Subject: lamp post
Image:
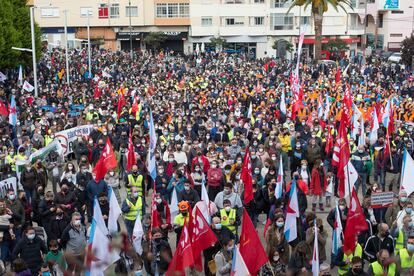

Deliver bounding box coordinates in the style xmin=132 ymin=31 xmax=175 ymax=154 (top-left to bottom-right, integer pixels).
xmin=30 ymin=7 xmax=38 ymax=98
xmin=129 ymin=0 xmax=133 ymax=59
xmin=64 ymin=10 xmax=70 ymax=85
xmin=87 ymin=12 xmax=91 ymax=78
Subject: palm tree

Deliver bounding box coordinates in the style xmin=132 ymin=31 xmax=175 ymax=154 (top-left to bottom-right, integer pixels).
xmin=288 ymin=0 xmax=353 ymax=61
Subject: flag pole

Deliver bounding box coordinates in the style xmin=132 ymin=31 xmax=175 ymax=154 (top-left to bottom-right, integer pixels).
xmin=386 ymin=126 xmax=393 ymax=168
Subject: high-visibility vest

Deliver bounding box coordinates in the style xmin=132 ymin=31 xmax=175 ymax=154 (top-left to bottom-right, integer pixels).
xmin=395 ymin=229 xmax=404 ymax=252
xmin=399 ymin=248 xmax=414 ymax=269
xmin=338 ymin=244 xmax=363 ymax=275
xmin=123 ymin=197 xmax=143 ymax=221
xmin=44 ymin=135 xmax=53 ymax=146
xmin=370 ymin=261 xmax=396 ymax=276
xmin=127 ymin=174 xmax=143 ymax=196
xmin=6 ymin=155 xmax=16 ymax=171
xmin=220 ymin=209 xmax=236 ymax=234
xmin=173 ymin=213 xmax=187 ymax=227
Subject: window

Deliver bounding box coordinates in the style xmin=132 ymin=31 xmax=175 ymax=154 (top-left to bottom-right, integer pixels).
xmin=300 ymin=16 xmax=310 ymax=25
xmin=367 ymin=0 xmax=375 ymax=3
xmin=253 ymin=17 xmax=264 ymax=26
xmin=270 ymin=13 xmax=294 ymax=30
xmin=254 ymin=0 xmax=265 ymax=3
xmin=272 ymin=0 xmax=288 ymax=8
xmin=390 ymin=33 xmax=403 ymax=37
xmin=126 ymin=6 xmax=138 ymax=17
xmin=98 ymin=4 xmax=109 ymax=18
xmin=225 ymin=17 xmax=244 ymax=26
xmin=156 ymin=3 xmax=189 ymax=18
xmin=179 ymin=3 xmax=189 ymax=17
xmin=40 ymin=8 xmax=59 ymax=17
xmin=224 ymin=0 xmax=244 ymax=4
xmin=391 ymin=10 xmax=403 ymax=14
xmin=201 ymin=17 xmax=213 ymax=26
xmin=378 ymin=13 xmax=383 ymax=28
xmin=110 ymin=4 xmax=120 ymax=18
xmin=80 ymin=7 xmax=92 ymax=17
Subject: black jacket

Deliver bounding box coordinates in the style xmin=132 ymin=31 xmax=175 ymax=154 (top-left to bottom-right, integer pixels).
xmin=178 ymin=189 xmax=200 ymax=208
xmin=12 ymin=236 xmax=47 ymax=273
xmin=363 ymin=235 xmax=394 ymax=262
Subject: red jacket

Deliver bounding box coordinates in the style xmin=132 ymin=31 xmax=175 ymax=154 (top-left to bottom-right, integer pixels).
xmin=310 ymin=168 xmax=327 ymax=196
xmin=207 ymin=168 xmax=223 ymax=187
xmin=191 ymin=155 xmax=210 ymax=173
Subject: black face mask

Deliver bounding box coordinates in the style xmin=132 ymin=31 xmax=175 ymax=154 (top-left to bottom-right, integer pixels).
xmin=353 ymin=268 xmax=363 ymax=274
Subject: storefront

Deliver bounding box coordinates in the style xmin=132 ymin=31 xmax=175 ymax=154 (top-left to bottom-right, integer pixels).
xmin=142 ymin=31 xmax=188 ymax=53
xmin=41 ymin=27 xmax=77 ymax=49
xmin=116 ymin=32 xmax=142 ymax=51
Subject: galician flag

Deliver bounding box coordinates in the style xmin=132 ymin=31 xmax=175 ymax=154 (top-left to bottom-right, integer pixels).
xmin=284 ymin=178 xmax=299 ymax=242
xmin=23 ymin=81 xmax=34 ymax=92
xmin=231 ymin=245 xmax=250 ymax=276
xmin=312 ymin=221 xmax=319 ymax=276
xmin=147 ymin=110 xmax=157 ymax=180
xmin=275 ymin=155 xmax=283 ymax=199
xmin=332 ymin=205 xmax=343 ymax=255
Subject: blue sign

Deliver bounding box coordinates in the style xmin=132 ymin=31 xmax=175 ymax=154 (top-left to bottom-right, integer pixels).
xmin=383 ymin=0 xmax=399 ymax=10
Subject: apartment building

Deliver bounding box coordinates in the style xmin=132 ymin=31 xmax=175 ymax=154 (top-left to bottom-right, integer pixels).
xmin=31 ymin=0 xmax=412 ymax=58
xmin=366 ymin=0 xmax=413 ymax=51
xmin=32 ymin=0 xmax=191 ymax=52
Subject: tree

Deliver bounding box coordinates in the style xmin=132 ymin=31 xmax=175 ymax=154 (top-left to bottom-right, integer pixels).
xmin=209 ymin=36 xmax=227 ymax=52
xmin=272 ymin=39 xmax=294 ymax=59
xmin=0 ymin=0 xmax=41 ymax=68
xmin=143 ymin=32 xmax=166 ymax=51
xmin=401 ymin=35 xmax=414 ymax=68
xmin=288 ymin=0 xmax=352 ymax=61
xmin=323 ymin=38 xmax=349 ymax=52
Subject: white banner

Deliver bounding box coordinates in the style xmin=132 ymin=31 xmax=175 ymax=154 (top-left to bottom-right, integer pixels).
xmin=0 ymin=177 xmax=17 ymax=198
xmin=55 ymin=125 xmax=93 ymax=156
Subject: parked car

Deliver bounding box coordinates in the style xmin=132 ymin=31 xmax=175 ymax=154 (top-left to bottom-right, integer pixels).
xmin=388 ymin=52 xmax=402 ymax=63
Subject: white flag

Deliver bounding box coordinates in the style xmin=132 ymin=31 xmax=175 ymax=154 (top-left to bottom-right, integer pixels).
xmin=312 ymin=222 xmax=319 ymax=276
xmin=93 ymin=198 xmax=108 ymax=236
xmin=102 ymin=71 xmax=112 ymax=78
xmin=18 ymin=65 xmax=23 ymax=86
xmin=23 ymin=81 xmax=34 ymax=92
xmin=400 ymin=150 xmax=414 ymax=196
xmin=280 ymin=89 xmax=287 ymax=114
xmin=369 ymin=108 xmax=379 ymax=145
xmin=132 ymin=212 xmax=144 ymax=255
xmin=170 ymin=188 xmax=179 ymax=223
xmin=0 ymin=71 xmax=6 ymax=82
xmin=343 ymin=161 xmax=358 ymax=198
xmin=108 ymin=186 xmax=122 ymax=234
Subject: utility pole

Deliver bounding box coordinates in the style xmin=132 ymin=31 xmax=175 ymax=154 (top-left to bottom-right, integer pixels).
xmin=87 ymin=12 xmax=91 ymax=78
xmin=64 ymin=10 xmax=70 ymax=85
xmin=129 ymin=0 xmax=133 ymax=59
xmin=362 ymin=0 xmax=368 ymax=57
xmin=30 ymin=7 xmax=38 ymax=98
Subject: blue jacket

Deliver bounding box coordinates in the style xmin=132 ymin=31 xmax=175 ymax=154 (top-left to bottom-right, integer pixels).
xmin=86 ymin=179 xmax=108 ymax=203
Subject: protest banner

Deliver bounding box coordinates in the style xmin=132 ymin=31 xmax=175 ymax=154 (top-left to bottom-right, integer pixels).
xmin=371 ymin=192 xmax=394 ymax=209
xmin=55 ymin=125 xmax=93 ymax=156
xmin=0 ymin=177 xmax=17 ymax=198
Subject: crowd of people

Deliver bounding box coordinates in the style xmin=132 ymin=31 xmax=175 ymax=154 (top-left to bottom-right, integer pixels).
xmin=0 ymin=46 xmax=413 ymax=276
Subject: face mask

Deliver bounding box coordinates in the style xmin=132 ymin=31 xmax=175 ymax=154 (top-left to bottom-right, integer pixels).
xmin=68 ymin=166 xmax=73 ymax=170
xmin=339 ymin=205 xmax=346 ymax=211
xmin=133 ymin=192 xmax=139 ymax=198
xmin=74 ymin=219 xmax=81 ymax=226
xmin=224 ymin=189 xmax=230 ymax=195
xmin=27 ymin=234 xmax=35 ymax=240
xmin=271 ymin=157 xmax=276 ymax=161
xmin=169 ymin=158 xmax=174 ymax=162
xmin=212 ymin=164 xmax=217 ymax=168
xmin=406 ymin=208 xmax=413 ymax=214
xmin=408 ymin=244 xmax=414 ymax=252
xmin=8 ymin=194 xmax=15 ymax=201
xmin=237 ymin=160 xmax=242 ymax=165
xmin=225 ymin=206 xmax=231 ymax=212
xmin=273 ymin=256 xmax=280 ymax=262
xmin=276 ymin=221 xmax=284 ymax=228
xmin=296 ymin=144 xmax=301 ymax=149
xmin=254 ymin=170 xmax=260 ymax=174
xmin=358 ymin=149 xmax=364 ymax=153
xmin=227 ymin=245 xmax=234 ymax=252
xmin=156 ymin=198 xmax=162 ymax=204
xmin=352 ymin=268 xmax=363 ymax=274
xmin=401 ymin=196 xmax=408 ymax=202
xmin=215 ymin=223 xmax=222 ymax=230
xmin=184 ymin=186 xmax=190 ymax=191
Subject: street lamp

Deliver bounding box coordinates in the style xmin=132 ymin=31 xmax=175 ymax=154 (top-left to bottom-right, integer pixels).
xmin=129 ymin=0 xmax=133 ymax=59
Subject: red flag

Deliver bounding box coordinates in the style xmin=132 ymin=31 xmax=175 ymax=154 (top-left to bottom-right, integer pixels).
xmin=343 ymin=189 xmax=368 ymax=253
xmin=263 ymin=63 xmax=269 ymax=72
xmin=343 ymin=84 xmax=352 ymax=126
xmin=335 ymin=67 xmax=341 ymax=83
xmin=166 ymin=221 xmax=195 ymax=276
xmin=93 ymin=137 xmax=117 ymax=181
xmin=325 ymin=125 xmax=334 ymax=154
xmin=192 ymin=207 xmax=218 ymax=272
xmin=131 ymin=97 xmax=139 ymax=117
xmin=263 ymin=218 xmax=272 ymax=238
xmin=0 ymin=101 xmax=8 ymax=117
xmin=241 ymin=147 xmax=253 ymax=204
xmin=117 ymin=93 xmax=126 ymax=119
xmin=151 ymin=193 xmax=161 ymax=229
xmin=93 ymin=83 xmax=101 ymax=99
xmin=239 ymin=208 xmax=268 ymax=275
xmin=126 ymin=131 xmax=136 ymax=171
xmin=332 ymin=113 xmax=350 ymax=198
xmin=384 ymin=127 xmax=391 ymax=158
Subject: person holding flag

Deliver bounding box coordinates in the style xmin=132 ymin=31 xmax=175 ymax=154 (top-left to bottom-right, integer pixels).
xmin=306 ymin=218 xmax=328 ymax=264
xmin=121 ymin=186 xmax=144 ymax=237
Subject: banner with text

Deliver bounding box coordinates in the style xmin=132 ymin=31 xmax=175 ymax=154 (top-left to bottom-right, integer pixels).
xmin=55 ymin=125 xmax=93 ymax=156
xmin=0 ymin=177 xmax=17 ymax=198
xmin=371 ymin=192 xmax=394 ymax=209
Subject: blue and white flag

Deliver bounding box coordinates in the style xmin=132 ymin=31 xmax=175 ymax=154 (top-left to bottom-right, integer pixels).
xmin=284 ymin=178 xmax=299 ymax=242
xmin=147 ymin=110 xmax=157 ymax=181
xmin=9 ymin=96 xmax=17 ymax=126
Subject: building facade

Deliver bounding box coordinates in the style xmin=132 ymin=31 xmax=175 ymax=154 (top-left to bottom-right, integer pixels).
xmin=31 ymin=0 xmax=410 ymax=58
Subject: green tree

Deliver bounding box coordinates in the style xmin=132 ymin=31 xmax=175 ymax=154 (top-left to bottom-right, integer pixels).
xmin=0 ymin=0 xmax=41 ymax=68
xmin=288 ymin=0 xmax=352 ymax=61
xmin=209 ymin=36 xmax=227 ymax=51
xmin=143 ymin=32 xmax=166 ymax=51
xmin=401 ymin=35 xmax=414 ymax=67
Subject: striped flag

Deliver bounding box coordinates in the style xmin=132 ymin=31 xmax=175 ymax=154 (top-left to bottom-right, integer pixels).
xmin=275 ymin=155 xmax=283 ymax=199
xmin=312 ymin=221 xmax=319 ymax=276
xmin=8 ymin=95 xmax=17 ymax=126
xmin=369 ymin=107 xmax=379 ymax=145
xmin=108 ymin=186 xmax=122 ymax=234
xmin=280 ymin=89 xmax=286 ymax=114
xmin=332 ymin=205 xmax=343 ymax=255
xmin=147 ymin=110 xmax=157 ymax=180
xmin=400 ymin=149 xmax=414 ymax=196
xmin=284 ymin=178 xmax=299 ymax=242
xmin=231 ymin=245 xmax=250 ymax=276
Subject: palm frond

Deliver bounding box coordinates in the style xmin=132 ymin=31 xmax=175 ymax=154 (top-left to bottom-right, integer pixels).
xmin=286 ymin=0 xmax=310 ymax=15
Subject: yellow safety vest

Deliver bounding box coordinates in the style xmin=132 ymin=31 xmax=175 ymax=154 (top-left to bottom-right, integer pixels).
xmin=395 ymin=229 xmax=404 ymax=253
xmin=399 ymin=248 xmax=414 ymax=269
xmin=173 ymin=213 xmax=187 ymax=227
xmin=44 ymin=135 xmax=53 ymax=146
xmin=338 ymin=244 xmax=363 ymax=275
xmin=370 ymin=261 xmax=396 ymax=276
xmin=220 ymin=209 xmax=236 ymax=234
xmin=6 ymin=155 xmax=16 ymax=171
xmin=123 ymin=197 xmax=143 ymax=221
xmin=127 ymin=174 xmax=143 ymax=196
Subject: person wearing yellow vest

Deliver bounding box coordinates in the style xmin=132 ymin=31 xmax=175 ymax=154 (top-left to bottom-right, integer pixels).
xmin=126 ymin=165 xmax=144 ymax=197
xmin=343 ymin=256 xmax=368 ymax=276
xmin=396 ymin=236 xmax=414 ymax=275
xmin=391 ymin=214 xmax=413 ymax=254
xmin=121 ymin=186 xmax=143 ymax=237
xmin=6 ymin=148 xmax=16 ymax=172
xmin=219 ymin=199 xmax=239 ymax=235
xmin=173 ymin=201 xmax=190 ymax=245
xmin=334 ymin=243 xmax=363 ymax=275
xmin=367 ymin=249 xmax=396 ymax=276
